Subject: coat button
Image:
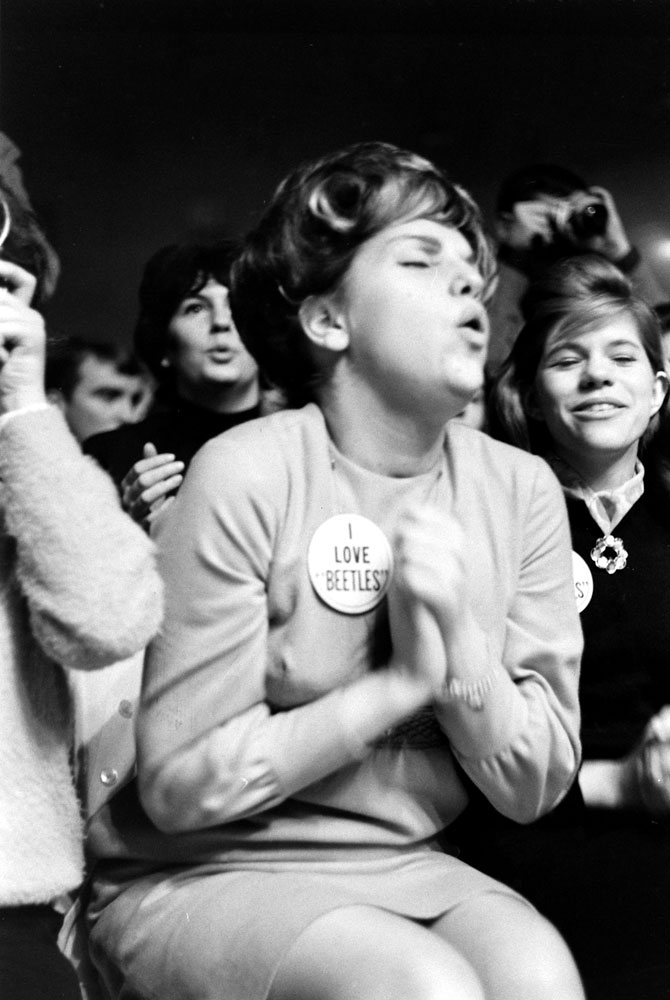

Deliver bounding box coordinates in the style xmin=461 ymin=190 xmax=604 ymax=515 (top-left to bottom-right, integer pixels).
xmin=100 ymin=769 xmax=118 ymax=786
xmin=118 ymin=700 xmax=134 ymax=719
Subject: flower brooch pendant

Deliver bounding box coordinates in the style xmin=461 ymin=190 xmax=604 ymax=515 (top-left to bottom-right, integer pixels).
xmin=590 ymin=534 xmax=628 ymax=574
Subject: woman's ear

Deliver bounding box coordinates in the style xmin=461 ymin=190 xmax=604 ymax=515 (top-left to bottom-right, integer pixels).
xmin=298 ymin=295 xmax=349 ymax=353
xmin=650 ymin=370 xmax=669 ymax=418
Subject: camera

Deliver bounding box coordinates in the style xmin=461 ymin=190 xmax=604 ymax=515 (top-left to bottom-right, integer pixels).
xmin=553 ymin=199 xmax=609 ymax=242
xmin=569 ymin=201 xmax=609 ymax=240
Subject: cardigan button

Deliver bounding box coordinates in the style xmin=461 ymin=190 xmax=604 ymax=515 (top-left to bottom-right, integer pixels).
xmin=100 ymin=769 xmax=119 ymax=787
xmin=118 ymin=700 xmax=134 ymax=719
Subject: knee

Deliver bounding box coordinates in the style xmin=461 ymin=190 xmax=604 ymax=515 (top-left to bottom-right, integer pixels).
xmin=504 ymin=915 xmax=584 ymax=1000
xmin=389 ymin=949 xmax=485 ymax=1000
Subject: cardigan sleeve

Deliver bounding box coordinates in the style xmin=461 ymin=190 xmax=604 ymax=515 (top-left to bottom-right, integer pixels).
xmin=434 ymin=457 xmax=583 ymax=822
xmin=0 ymin=407 xmax=163 ymax=670
xmin=137 ymin=428 xmax=375 ymax=834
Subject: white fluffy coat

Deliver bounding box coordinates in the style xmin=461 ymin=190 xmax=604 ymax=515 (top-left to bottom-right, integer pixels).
xmin=0 ymin=406 xmax=162 ymax=905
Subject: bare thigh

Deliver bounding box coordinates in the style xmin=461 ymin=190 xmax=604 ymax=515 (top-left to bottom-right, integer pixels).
xmin=269 ymin=904 xmax=485 ymax=1000
xmin=433 ymin=892 xmax=586 ymax=1000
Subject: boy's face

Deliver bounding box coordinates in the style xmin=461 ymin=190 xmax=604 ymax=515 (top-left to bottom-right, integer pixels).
xmin=62 ymin=355 xmax=152 ymax=442
xmin=166 ymin=279 xmax=258 ymax=398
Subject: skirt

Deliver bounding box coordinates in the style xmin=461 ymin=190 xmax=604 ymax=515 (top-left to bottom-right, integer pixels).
xmin=87 ymin=849 xmax=523 ymax=1000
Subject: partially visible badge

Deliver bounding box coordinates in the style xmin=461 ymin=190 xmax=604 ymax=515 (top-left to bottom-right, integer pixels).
xmin=572 ymin=550 xmax=594 ymax=614
xmin=308 ymin=513 xmax=393 ymax=614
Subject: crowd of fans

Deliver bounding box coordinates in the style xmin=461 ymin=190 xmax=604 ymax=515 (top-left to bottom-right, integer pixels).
xmin=2 ymin=131 xmax=670 ymax=1000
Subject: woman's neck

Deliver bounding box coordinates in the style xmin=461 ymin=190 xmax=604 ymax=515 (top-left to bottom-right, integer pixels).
xmin=320 ymin=384 xmax=447 ymax=477
xmin=554 ymin=444 xmax=639 ymax=493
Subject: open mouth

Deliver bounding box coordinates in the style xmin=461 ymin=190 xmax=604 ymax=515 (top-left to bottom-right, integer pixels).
xmin=573 ymin=400 xmax=623 ymax=414
xmin=458 ymin=300 xmax=488 ymax=335
xmin=462 ymin=317 xmax=484 ymax=333
xmin=459 ymin=313 xmax=488 ymax=350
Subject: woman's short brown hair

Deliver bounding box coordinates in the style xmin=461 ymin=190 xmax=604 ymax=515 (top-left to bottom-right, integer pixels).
xmin=230 ymin=141 xmax=494 ymax=407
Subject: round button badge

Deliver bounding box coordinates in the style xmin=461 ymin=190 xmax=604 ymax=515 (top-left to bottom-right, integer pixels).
xmin=572 ymin=550 xmax=594 ymax=614
xmin=308 ymin=513 xmax=394 ymax=614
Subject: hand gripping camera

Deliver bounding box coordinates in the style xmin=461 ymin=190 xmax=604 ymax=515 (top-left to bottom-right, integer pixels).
xmin=552 ymin=197 xmax=609 ymax=242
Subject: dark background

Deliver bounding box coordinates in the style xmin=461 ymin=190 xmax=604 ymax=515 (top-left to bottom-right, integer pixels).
xmin=4 ymin=0 xmax=670 ymax=343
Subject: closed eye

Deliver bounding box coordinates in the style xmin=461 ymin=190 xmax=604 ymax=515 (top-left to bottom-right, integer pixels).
xmin=94 ymin=389 xmax=124 ymax=402
xmin=550 ymin=356 xmax=581 ymax=369
xmin=400 ymin=260 xmax=431 ymax=268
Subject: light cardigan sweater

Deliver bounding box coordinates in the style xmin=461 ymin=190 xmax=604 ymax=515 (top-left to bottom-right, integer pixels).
xmin=0 ymin=406 xmax=162 ymax=906
xmin=89 ymin=405 xmax=582 ymax=868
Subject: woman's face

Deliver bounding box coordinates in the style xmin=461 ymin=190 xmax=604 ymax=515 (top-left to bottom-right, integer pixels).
xmin=533 ymin=313 xmax=667 ymax=472
xmin=334 ymin=217 xmax=488 ymax=420
xmin=166 ymin=278 xmax=258 ymax=396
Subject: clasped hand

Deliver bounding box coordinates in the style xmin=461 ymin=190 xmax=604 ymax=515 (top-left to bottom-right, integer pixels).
xmin=387 ymin=504 xmax=467 ymax=701
xmin=623 ymin=706 xmax=670 ymax=814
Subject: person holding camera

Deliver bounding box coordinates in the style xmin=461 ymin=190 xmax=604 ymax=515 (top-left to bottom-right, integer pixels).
xmin=486 ymin=163 xmax=666 ymax=371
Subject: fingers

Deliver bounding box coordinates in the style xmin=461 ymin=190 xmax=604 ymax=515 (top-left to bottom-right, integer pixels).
xmin=0 ymin=293 xmax=45 ymax=326
xmin=386 ymin=579 xmax=448 ymax=700
xmin=123 ymin=479 xmax=183 ymax=526
xmin=392 ymin=505 xmax=466 ymax=629
xmin=0 ymin=295 xmax=46 ymax=354
xmin=513 ymin=201 xmax=555 ymax=242
xmin=135 ymin=473 xmax=184 ymax=507
xmin=147 ymin=494 xmax=175 ymax=525
xmin=121 ymin=450 xmax=185 ymax=524
xmin=0 ymin=260 xmax=38 ymax=305
xmin=127 ymin=452 xmax=184 ymax=483
xmin=586 ymin=185 xmax=612 ymax=206
xmin=644 ymin=705 xmax=670 ymax=743
xmin=120 ymin=450 xmax=183 ymax=486
xmin=394 ymin=509 xmax=464 ymax=587
xmin=394 ymin=506 xmax=465 ymax=571
xmin=639 ymin=706 xmax=670 ymax=814
xmin=640 ymin=741 xmax=670 ymax=813
xmin=0 ymin=293 xmax=47 ymax=412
